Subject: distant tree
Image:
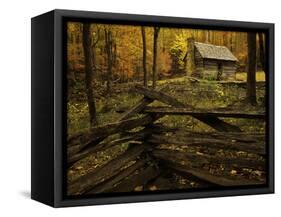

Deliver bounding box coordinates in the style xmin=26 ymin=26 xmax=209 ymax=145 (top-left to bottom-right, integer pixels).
xmin=152 ymin=27 xmax=160 ymax=89
xmin=222 ymin=32 xmax=228 ymax=46
xmin=82 ymin=23 xmax=98 ymax=126
xmin=247 ymin=32 xmax=257 ymax=105
xmin=91 ymin=27 xmax=100 ymax=76
xmin=186 ymin=37 xmax=195 ymax=75
xmin=170 ymin=34 xmax=187 ymax=74
xmin=258 ymin=33 xmax=265 ymax=72
xmin=205 ymin=30 xmax=210 ymax=43
xmin=104 ymin=28 xmax=114 ymax=94
xmin=141 ymin=27 xmax=148 ymax=87
xmin=228 ymin=32 xmax=234 ymax=52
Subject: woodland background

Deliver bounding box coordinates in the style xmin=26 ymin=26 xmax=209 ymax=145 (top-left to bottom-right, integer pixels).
xmin=66 ymin=23 xmax=266 ymax=134
xmin=67 ymin=23 xmax=265 ymax=96
xmin=66 ymin=22 xmax=267 ymax=193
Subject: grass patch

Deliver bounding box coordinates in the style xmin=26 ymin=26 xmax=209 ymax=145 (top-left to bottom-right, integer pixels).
xmin=236 ymin=71 xmax=265 ymax=82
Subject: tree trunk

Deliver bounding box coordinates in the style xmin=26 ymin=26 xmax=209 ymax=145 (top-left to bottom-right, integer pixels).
xmin=187 ymin=38 xmax=195 ymax=76
xmin=82 ymin=24 xmax=98 ymax=126
xmin=205 ymin=31 xmax=210 ymax=43
xmin=104 ymin=29 xmax=113 ymax=94
xmin=247 ymin=32 xmax=257 ymax=105
xmin=141 ymin=27 xmax=148 ymax=87
xmin=258 ymin=33 xmax=265 ymax=72
xmin=229 ymin=32 xmax=234 ymax=52
xmin=152 ymin=27 xmax=160 ymax=89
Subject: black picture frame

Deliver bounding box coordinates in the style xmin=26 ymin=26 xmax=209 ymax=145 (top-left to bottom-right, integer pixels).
xmin=31 ymin=9 xmax=274 ymax=207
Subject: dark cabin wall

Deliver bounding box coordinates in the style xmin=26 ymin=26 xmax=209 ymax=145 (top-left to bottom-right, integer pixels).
xmin=220 ymin=61 xmax=236 ymax=80
xmin=202 ymin=59 xmax=219 ymax=79
xmin=203 ymin=60 xmax=236 ymax=80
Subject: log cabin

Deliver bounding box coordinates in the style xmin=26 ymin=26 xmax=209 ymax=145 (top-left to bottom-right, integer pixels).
xmin=192 ymin=42 xmax=238 ymax=81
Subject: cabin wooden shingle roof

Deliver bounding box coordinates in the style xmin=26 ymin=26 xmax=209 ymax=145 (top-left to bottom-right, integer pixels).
xmin=194 ymin=42 xmax=238 ymax=62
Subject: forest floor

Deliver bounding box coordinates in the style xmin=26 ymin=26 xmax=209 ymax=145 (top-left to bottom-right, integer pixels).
xmin=67 ymin=72 xmax=266 ymax=192
xmin=67 ymin=71 xmax=266 ymax=134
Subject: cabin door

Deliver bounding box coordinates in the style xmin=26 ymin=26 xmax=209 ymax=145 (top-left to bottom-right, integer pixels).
xmin=217 ymin=63 xmax=223 ymax=80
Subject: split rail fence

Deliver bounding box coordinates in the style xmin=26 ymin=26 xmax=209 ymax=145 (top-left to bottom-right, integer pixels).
xmin=67 ymin=86 xmax=266 ymax=195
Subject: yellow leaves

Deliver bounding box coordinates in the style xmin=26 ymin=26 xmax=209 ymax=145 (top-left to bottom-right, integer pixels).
xmin=179 ymin=160 xmax=187 ymax=166
xmin=134 ymin=186 xmax=143 ymax=191
xmin=219 ymin=164 xmax=225 ymax=171
xmin=149 ymin=185 xmax=157 ymax=191
xmin=68 ymin=170 xmax=75 ymax=175
xmin=230 ymin=170 xmax=237 ymax=176
xmin=252 ymin=170 xmax=263 ymax=177
xmin=236 ymin=71 xmax=265 ymax=82
xmin=196 ymin=151 xmax=204 ymax=156
xmin=190 ymin=182 xmax=196 ymax=187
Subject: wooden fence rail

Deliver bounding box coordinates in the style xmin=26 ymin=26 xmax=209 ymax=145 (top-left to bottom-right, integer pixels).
xmin=132 ymin=85 xmax=242 ymax=132
xmin=67 ymin=85 xmax=266 ymax=195
xmin=143 ymin=106 xmax=265 ymax=119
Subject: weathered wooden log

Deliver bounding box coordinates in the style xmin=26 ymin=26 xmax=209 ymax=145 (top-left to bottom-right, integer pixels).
xmin=143 ymin=106 xmax=265 ymax=119
xmin=68 ymin=123 xmax=175 ymax=166
xmin=152 ymin=149 xmax=265 ymax=171
xmin=102 ymin=164 xmax=160 ymax=193
xmin=67 ymin=145 xmax=82 ymax=157
xmin=147 ymin=176 xmax=175 ymax=191
xmin=68 ymin=144 xmax=146 ymax=195
xmin=118 ymin=86 xmax=169 ymax=121
xmin=68 ymin=114 xmax=156 ymax=150
xmin=119 ymin=125 xmax=176 ymax=145
xmin=118 ymin=97 xmax=154 ymax=121
xmin=132 ymin=85 xmax=241 ymax=132
xmin=86 ymin=159 xmax=147 ymax=194
xmin=123 ymin=123 xmax=179 ymax=137
xmin=149 ymin=134 xmax=266 ymax=155
xmin=68 ymin=136 xmax=143 ymax=165
xmin=196 ymin=115 xmax=242 ymax=132
xmin=133 ymin=85 xmax=186 ymax=107
xmin=165 ymin=162 xmax=264 ymax=186
xmin=169 ymin=130 xmax=265 ymax=143
xmin=150 ymin=132 xmax=264 ymax=144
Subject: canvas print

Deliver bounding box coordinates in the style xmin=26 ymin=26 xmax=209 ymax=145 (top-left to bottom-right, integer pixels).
xmin=66 ymin=21 xmax=267 ymax=197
